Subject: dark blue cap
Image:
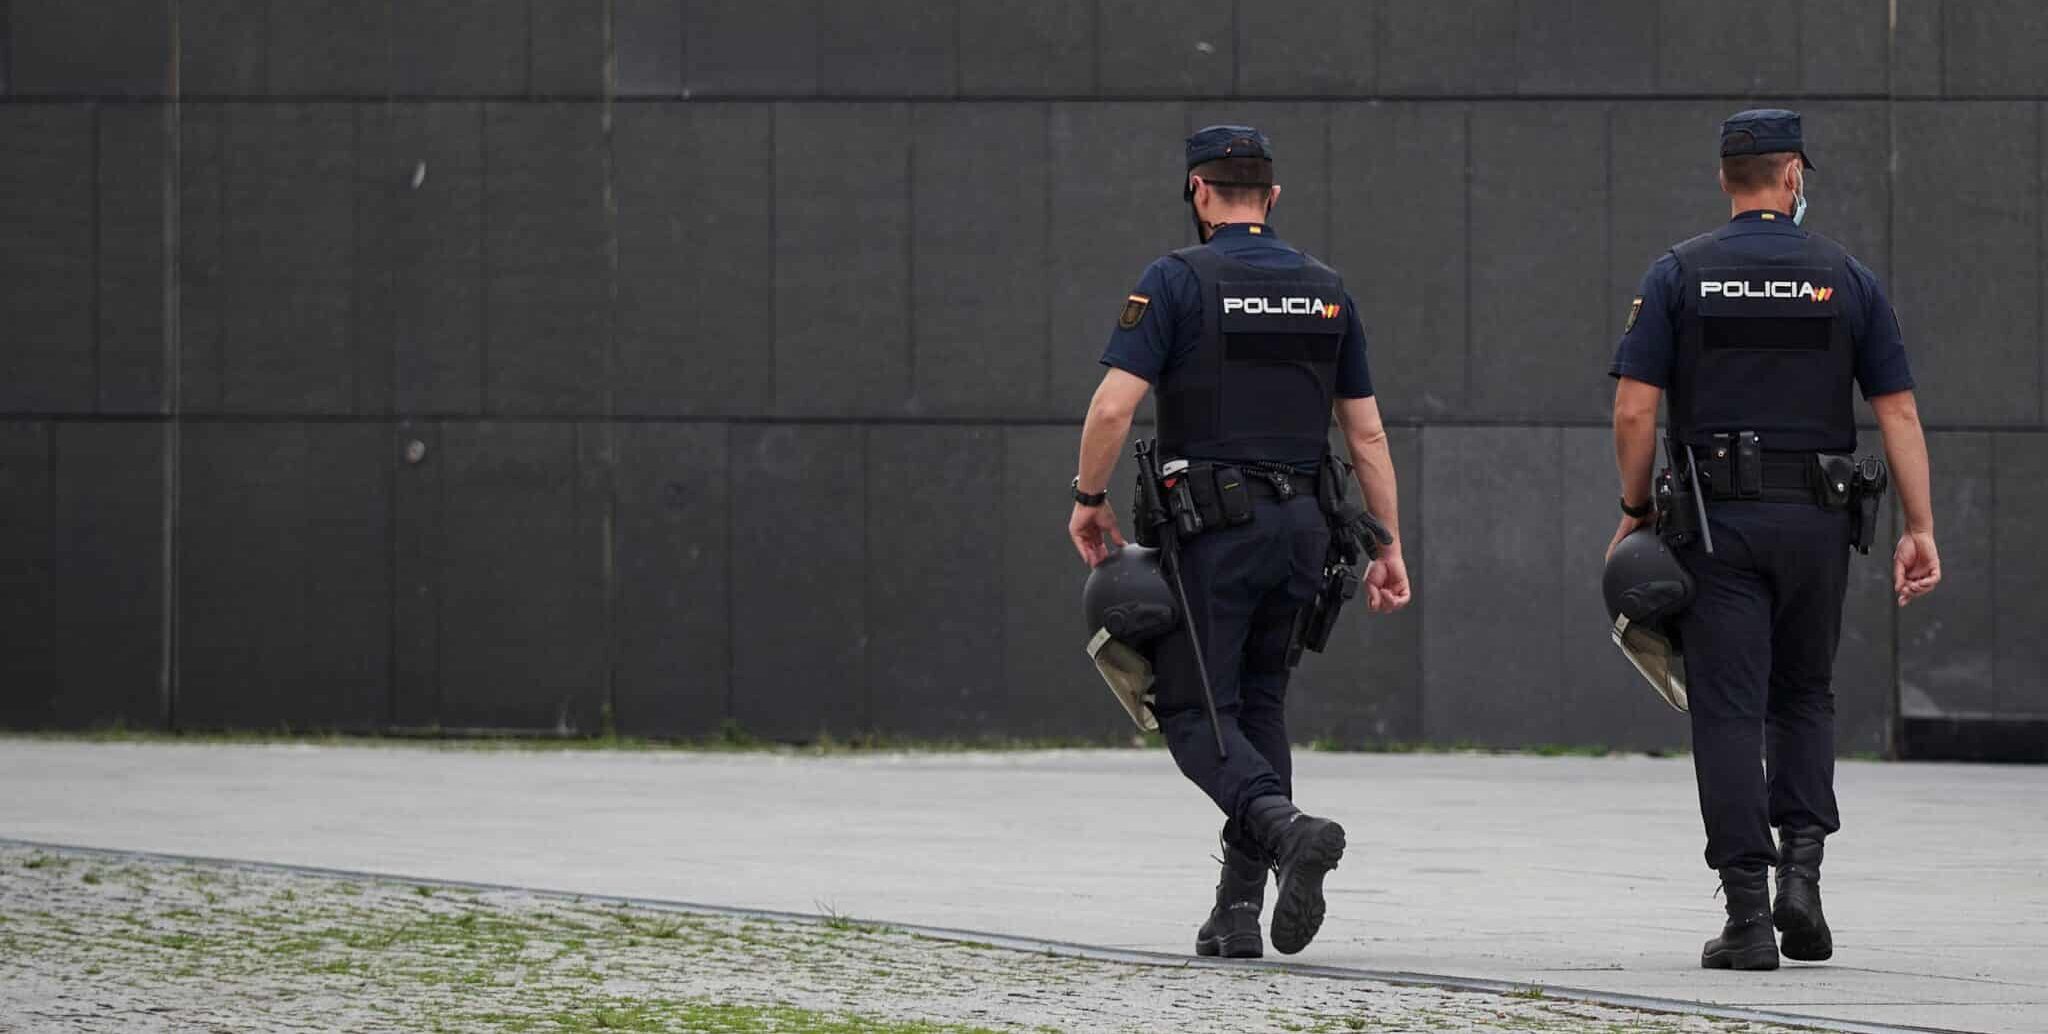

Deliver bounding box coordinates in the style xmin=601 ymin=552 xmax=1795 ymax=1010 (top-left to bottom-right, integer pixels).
xmin=1720 ymin=108 xmax=1814 ymax=169
xmin=1185 ymin=124 xmax=1273 ymax=171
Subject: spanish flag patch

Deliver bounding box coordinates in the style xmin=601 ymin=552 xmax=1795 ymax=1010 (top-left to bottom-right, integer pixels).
xmin=1118 ymin=293 xmax=1150 ymax=330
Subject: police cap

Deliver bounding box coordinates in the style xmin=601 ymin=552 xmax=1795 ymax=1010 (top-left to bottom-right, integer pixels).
xmin=1186 ymin=124 xmax=1274 ymax=170
xmin=1720 ymin=108 xmax=1814 ymax=170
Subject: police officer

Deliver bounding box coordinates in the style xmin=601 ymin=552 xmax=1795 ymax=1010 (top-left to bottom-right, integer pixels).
xmin=1067 ymin=125 xmax=1411 ymax=958
xmin=1608 ymin=109 xmax=1942 ymax=970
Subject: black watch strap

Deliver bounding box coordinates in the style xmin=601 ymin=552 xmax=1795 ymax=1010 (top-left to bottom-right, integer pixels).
xmin=1619 ymin=495 xmax=1654 ymax=519
xmin=1072 ymin=477 xmax=1108 ymax=507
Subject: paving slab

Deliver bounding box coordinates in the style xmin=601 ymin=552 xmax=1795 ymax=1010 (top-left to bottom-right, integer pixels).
xmin=0 ymin=741 xmax=2041 ymax=1032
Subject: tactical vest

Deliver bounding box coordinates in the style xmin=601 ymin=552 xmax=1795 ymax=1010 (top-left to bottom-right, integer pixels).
xmin=1668 ymin=228 xmax=1857 ymax=453
xmin=1157 ymin=244 xmax=1346 ymax=465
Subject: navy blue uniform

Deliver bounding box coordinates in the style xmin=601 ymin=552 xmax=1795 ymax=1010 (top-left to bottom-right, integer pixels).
xmin=1104 ymin=223 xmax=1372 ymax=851
xmin=1613 ymin=210 xmax=1913 ymax=873
xmin=1104 ymin=223 xmax=1373 ymax=471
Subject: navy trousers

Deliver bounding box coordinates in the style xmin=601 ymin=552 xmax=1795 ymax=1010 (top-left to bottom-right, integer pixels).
xmin=1150 ymin=493 xmax=1330 ymax=851
xmin=1674 ymin=501 xmax=1853 ymax=871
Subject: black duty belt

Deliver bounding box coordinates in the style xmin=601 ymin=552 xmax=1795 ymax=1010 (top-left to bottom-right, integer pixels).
xmin=1240 ymin=467 xmax=1319 ymax=500
xmin=1683 ymin=448 xmax=1824 ymax=504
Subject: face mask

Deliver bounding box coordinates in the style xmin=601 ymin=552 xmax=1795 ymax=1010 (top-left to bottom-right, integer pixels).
xmin=1791 ymin=170 xmax=1808 ymax=226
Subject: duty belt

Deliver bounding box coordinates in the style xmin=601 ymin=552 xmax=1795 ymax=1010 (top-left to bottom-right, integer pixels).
xmin=1683 ymin=448 xmax=1828 ymax=504
xmin=1239 ymin=465 xmax=1318 ymax=500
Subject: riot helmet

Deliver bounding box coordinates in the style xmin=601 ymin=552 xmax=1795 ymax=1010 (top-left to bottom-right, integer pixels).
xmin=1603 ymin=529 xmax=1695 ymax=713
xmin=1082 ymin=545 xmax=1180 ymax=731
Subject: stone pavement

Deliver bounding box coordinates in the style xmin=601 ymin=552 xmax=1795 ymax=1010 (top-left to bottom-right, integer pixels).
xmin=1 ymin=741 xmax=2040 ymax=1032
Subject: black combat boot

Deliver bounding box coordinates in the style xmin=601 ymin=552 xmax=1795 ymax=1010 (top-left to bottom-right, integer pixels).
xmin=1773 ymin=826 xmax=1833 ymax=961
xmin=1195 ymin=836 xmax=1266 ymax=958
xmin=1243 ymin=796 xmax=1346 ymax=955
xmin=1701 ymin=865 xmax=1781 ymax=971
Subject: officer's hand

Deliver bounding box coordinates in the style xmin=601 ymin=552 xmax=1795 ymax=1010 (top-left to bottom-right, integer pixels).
xmin=1894 ymin=531 xmax=1941 ymax=607
xmin=1069 ymin=501 xmax=1127 ymax=567
xmin=1363 ymin=549 xmax=1411 ymax=614
xmin=1605 ymin=514 xmax=1653 ymax=561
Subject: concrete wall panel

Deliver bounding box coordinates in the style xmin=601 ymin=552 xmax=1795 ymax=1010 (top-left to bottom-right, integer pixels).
xmin=96 ymin=105 xmax=170 ymax=414
xmin=1655 ymin=1 xmax=1799 ymax=95
xmin=1000 ymin=426 xmax=1131 ymax=741
xmin=211 ymin=104 xmax=359 ymax=414
xmin=482 ymin=103 xmax=608 ymax=415
xmin=612 ymin=423 xmax=730 ymax=738
xmin=1942 ymin=0 xmax=2048 ymax=97
xmin=1378 ymin=0 xmax=1517 ymax=96
xmin=0 ymin=424 xmax=56 ymax=727
xmin=1892 ymin=102 xmax=2040 ymax=425
xmin=49 ymin=423 xmax=165 ymax=730
xmin=820 ymin=0 xmax=955 ymax=97
xmin=683 ymin=0 xmax=819 ymax=96
xmin=1420 ymin=425 xmax=1564 ymax=748
xmin=615 ymin=0 xmax=684 ymax=96
xmin=1236 ymin=0 xmax=1375 ymax=97
xmin=425 ymin=422 xmax=607 ymax=731
xmin=729 ymin=425 xmax=867 ymax=740
xmin=774 ymin=103 xmax=911 ymax=416
xmin=1468 ymin=104 xmax=1609 ymax=423
xmin=1047 ymin=103 xmax=1186 ymax=416
xmin=1515 ymin=0 xmax=1657 ymax=95
xmin=1898 ymin=433 xmax=1993 ymax=720
xmin=614 ymin=103 xmax=774 ymax=416
xmin=957 ymin=0 xmax=1094 ymax=97
xmin=0 ymin=105 xmax=93 ymax=413
xmin=175 ymin=422 xmax=390 ymax=730
xmin=1329 ymin=102 xmax=1467 ymax=421
xmin=910 ymin=103 xmax=1049 ymax=416
xmin=1097 ymin=0 xmax=1232 ymax=97
xmin=367 ymin=102 xmax=487 ymax=416
xmin=866 ymin=426 xmax=1006 ymax=736
xmin=9 ymin=0 xmax=168 ymax=95
xmin=392 ymin=0 xmax=527 ymax=96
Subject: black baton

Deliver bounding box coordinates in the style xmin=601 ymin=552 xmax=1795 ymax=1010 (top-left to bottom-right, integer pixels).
xmin=1135 ymin=439 xmax=1228 ymax=760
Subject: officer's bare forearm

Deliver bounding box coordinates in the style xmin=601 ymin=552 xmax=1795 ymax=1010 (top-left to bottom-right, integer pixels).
xmin=1334 ymin=397 xmax=1401 ymax=552
xmin=1350 ymin=436 xmax=1402 ymax=552
xmin=1612 ymin=378 xmax=1663 ymax=507
xmin=1872 ymin=390 xmax=1934 ymax=534
xmin=1077 ymin=370 xmax=1151 ymax=493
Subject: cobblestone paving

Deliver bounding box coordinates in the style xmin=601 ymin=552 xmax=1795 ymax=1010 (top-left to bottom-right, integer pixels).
xmin=0 ymin=846 xmax=1812 ymax=1033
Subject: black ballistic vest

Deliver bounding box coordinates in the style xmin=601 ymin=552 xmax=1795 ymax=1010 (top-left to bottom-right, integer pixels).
xmin=1158 ymin=243 xmax=1346 ymax=465
xmin=1668 ymin=228 xmax=1858 ymax=453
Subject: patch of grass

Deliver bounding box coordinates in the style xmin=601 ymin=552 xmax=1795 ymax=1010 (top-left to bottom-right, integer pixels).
xmin=1509 ymin=984 xmax=1547 ymax=999
xmin=547 ymin=999 xmax=1008 ymax=1034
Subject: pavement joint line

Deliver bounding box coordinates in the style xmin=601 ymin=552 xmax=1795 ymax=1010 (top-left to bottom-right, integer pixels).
xmin=0 ymin=836 xmax=1985 ymax=1034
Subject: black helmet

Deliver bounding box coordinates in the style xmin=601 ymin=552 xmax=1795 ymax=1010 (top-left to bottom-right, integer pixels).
xmin=1083 ymin=545 xmax=1179 ymax=643
xmin=1602 ymin=529 xmax=1695 ymax=625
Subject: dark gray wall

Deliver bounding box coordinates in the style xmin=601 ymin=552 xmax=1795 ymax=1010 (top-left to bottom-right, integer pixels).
xmin=4 ymin=1 xmax=2045 ymax=750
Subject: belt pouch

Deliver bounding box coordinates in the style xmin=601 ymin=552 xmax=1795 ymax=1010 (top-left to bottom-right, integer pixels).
xmin=1186 ymin=464 xmax=1226 ymax=530
xmin=1815 ymin=454 xmax=1855 ymax=510
xmin=1213 ymin=466 xmax=1254 ymax=526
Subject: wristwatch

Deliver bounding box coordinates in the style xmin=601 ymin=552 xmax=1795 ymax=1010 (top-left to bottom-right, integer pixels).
xmin=1072 ymin=477 xmax=1108 ymax=507
xmin=1619 ymin=495 xmax=1655 ymax=519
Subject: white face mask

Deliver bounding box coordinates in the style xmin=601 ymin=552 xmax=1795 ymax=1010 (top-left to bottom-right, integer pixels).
xmin=1791 ymin=169 xmax=1809 ymax=225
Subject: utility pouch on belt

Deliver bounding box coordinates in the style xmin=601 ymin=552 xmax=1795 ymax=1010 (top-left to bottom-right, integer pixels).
xmin=1214 ymin=466 xmax=1254 ymax=526
xmin=1183 ymin=464 xmax=1255 ymax=532
xmin=1655 ymin=467 xmax=1702 ymax=548
xmin=1732 ymin=431 xmax=1764 ymax=499
xmin=1132 ymin=470 xmax=1160 ymax=549
xmin=1815 ymin=454 xmax=1856 ymax=510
